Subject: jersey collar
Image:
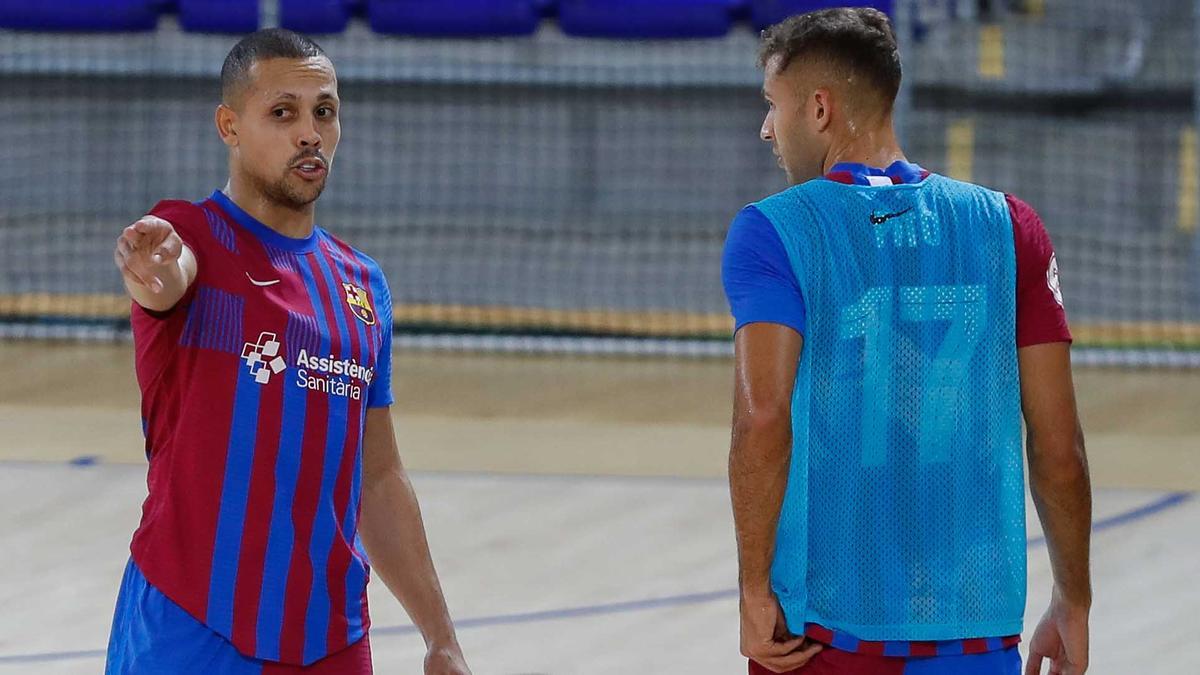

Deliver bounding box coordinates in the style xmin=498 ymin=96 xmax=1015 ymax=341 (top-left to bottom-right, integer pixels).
xmin=207 ymin=189 xmax=320 ymax=253
xmin=825 ymin=160 xmax=930 ymax=186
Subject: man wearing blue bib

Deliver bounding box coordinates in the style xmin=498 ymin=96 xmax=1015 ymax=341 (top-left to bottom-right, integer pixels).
xmin=722 ymin=8 xmax=1092 ymax=675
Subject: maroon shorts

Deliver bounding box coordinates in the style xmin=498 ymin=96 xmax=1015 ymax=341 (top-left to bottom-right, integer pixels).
xmin=748 ymin=644 xmax=1021 ymax=675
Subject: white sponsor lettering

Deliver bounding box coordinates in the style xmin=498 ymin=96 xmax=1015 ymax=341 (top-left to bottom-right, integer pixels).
xmin=296 ymin=349 xmax=374 ymax=386
xmin=293 ymin=348 xmax=374 ymax=400
xmin=296 ymin=369 xmax=362 ymax=400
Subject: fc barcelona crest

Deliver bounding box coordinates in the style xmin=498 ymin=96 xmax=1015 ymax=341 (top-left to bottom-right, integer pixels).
xmin=342 ymin=282 xmax=376 ymax=325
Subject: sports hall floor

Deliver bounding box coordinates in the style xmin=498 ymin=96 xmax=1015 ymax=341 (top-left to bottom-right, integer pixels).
xmin=0 ymin=341 xmax=1197 ymax=674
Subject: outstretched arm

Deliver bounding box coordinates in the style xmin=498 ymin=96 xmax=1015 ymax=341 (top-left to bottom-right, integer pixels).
xmin=1020 ymin=342 xmax=1091 ymax=675
xmin=358 ymin=407 xmax=470 ymax=675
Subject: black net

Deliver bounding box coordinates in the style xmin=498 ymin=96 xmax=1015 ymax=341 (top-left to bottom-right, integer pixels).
xmin=1 ymin=1 xmax=1197 ymax=364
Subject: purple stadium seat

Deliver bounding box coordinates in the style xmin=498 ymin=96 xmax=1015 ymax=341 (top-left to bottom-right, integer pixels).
xmin=0 ymin=0 xmax=159 ymax=31
xmin=558 ymin=0 xmax=743 ymax=39
xmin=178 ymin=0 xmax=258 ymax=34
xmin=280 ymin=0 xmax=352 ymax=34
xmin=751 ymin=0 xmax=894 ymax=30
xmin=366 ymin=0 xmax=541 ymax=37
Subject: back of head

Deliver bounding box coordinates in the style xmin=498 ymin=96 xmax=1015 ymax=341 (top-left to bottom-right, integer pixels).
xmin=758 ymin=7 xmax=902 ymax=114
xmin=221 ymin=28 xmax=327 ymax=107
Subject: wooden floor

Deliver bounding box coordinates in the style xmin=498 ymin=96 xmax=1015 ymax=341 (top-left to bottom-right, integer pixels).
xmin=0 ymin=341 xmax=1197 ymax=674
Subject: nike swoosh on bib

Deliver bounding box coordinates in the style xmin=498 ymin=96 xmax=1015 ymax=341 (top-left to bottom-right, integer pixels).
xmin=869 ymin=207 xmax=914 ymax=225
xmin=246 ymin=273 xmax=281 ymax=287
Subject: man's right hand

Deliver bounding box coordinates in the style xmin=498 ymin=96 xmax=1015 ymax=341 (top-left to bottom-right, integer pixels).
xmin=740 ymin=588 xmax=822 ymax=673
xmin=1025 ymin=587 xmax=1090 ymax=675
xmin=114 ymin=215 xmax=194 ymax=312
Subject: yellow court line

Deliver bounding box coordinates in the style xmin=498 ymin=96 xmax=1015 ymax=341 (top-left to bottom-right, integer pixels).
xmin=0 ymin=294 xmax=732 ymax=337
xmin=2 ymin=294 xmax=1199 ymax=347
xmin=1179 ymin=127 xmax=1198 ymax=234
xmin=1071 ymin=322 xmax=1200 ymax=348
xmin=0 ymin=293 xmax=130 ymax=318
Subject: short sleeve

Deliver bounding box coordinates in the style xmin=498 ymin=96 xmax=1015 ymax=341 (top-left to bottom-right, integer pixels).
xmin=1007 ymin=194 xmax=1073 ymax=347
xmin=367 ymin=274 xmax=394 ymax=408
xmin=148 ymin=199 xmax=207 ymax=268
xmin=721 ymin=205 xmax=806 ymax=335
xmin=135 ymin=199 xmax=207 ymax=319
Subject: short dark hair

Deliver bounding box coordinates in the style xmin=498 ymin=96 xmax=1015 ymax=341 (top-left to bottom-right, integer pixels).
xmin=220 ymin=28 xmax=328 ymax=104
xmin=758 ymin=7 xmax=902 ymax=109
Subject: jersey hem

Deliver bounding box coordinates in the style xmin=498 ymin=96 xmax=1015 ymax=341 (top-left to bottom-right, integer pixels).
xmin=130 ymin=549 xmax=365 ymax=667
xmin=780 ymin=598 xmax=1024 ymax=643
xmin=734 ymin=318 xmax=806 ymax=336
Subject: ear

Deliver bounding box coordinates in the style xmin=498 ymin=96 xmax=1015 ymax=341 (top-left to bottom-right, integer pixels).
xmin=811 ymin=88 xmax=833 ymax=134
xmin=215 ymin=104 xmax=238 ymax=148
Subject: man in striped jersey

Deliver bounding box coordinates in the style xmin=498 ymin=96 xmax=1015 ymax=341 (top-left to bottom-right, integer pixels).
xmin=108 ymin=29 xmax=470 ymax=675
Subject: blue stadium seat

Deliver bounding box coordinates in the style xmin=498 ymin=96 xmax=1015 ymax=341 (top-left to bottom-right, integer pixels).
xmin=366 ymin=0 xmax=541 ymax=37
xmin=558 ymin=0 xmax=741 ymax=39
xmin=178 ymin=0 xmax=258 ymax=34
xmin=751 ymin=0 xmax=893 ymax=30
xmin=0 ymin=0 xmax=159 ymax=31
xmin=281 ymin=0 xmax=352 ymax=34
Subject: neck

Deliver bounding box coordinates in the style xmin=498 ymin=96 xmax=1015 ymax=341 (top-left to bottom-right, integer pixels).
xmin=821 ymin=117 xmax=906 ymax=175
xmin=224 ymin=175 xmax=315 ymax=239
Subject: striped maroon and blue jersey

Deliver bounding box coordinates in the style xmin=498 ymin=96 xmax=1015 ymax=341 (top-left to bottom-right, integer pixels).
xmin=129 ymin=190 xmax=394 ymax=666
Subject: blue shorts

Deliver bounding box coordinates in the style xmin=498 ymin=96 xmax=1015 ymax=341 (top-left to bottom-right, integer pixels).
xmin=106 ymin=559 xmax=372 ymax=675
xmin=749 ymin=644 xmax=1021 ymax=674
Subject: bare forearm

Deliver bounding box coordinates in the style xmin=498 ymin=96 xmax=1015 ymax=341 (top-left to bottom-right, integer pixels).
xmin=1028 ymin=427 xmax=1092 ymax=607
xmin=359 ymin=469 xmax=458 ymax=648
xmin=729 ymin=417 xmax=791 ymax=592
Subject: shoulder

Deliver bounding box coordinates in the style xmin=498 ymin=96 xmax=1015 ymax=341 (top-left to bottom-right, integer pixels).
xmin=318 ymin=230 xmax=391 ymax=297
xmin=1004 ymin=194 xmax=1053 ymax=248
xmin=1004 ymin=193 xmax=1044 ymax=228
xmin=754 ymin=181 xmax=821 ymax=208
xmin=148 ymin=199 xmax=209 ymax=233
xmin=724 ymin=206 xmax=787 ymax=265
xmin=726 ymin=205 xmax=775 ymax=239
xmin=926 ymin=174 xmax=1008 ymax=202
xmin=751 ymin=180 xmax=837 ymax=229
xmin=318 ymin=230 xmax=381 ymax=271
xmin=722 ymin=204 xmax=800 ymax=297
xmin=145 ymin=198 xmax=226 ymax=256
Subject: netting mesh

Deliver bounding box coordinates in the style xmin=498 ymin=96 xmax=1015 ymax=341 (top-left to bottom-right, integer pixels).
xmin=1 ymin=1 xmax=1197 ymax=364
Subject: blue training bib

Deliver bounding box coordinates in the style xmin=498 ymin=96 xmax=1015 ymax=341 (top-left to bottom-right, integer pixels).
xmin=754 ymin=174 xmax=1025 ymax=642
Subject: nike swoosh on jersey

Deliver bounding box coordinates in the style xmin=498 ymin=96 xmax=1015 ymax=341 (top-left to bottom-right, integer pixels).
xmin=246 ymin=273 xmax=281 ymax=287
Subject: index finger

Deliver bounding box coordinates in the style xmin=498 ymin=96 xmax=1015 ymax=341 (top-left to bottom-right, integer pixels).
xmin=132 ymin=216 xmax=172 ymax=237
xmin=119 ymin=225 xmax=146 ymax=247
